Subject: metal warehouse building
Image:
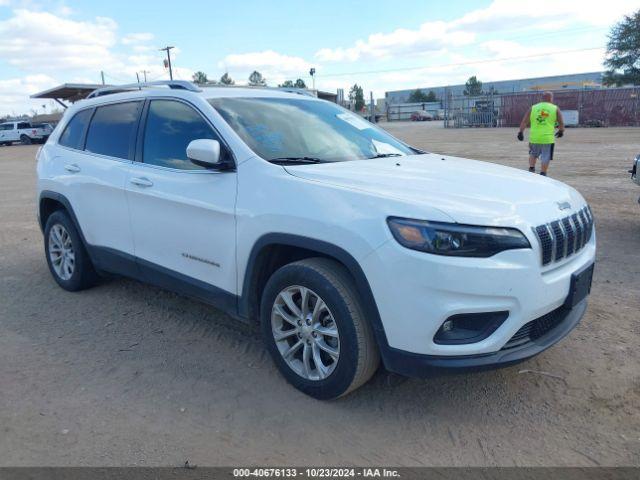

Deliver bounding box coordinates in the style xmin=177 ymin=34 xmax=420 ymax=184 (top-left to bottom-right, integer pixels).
xmin=385 ymin=71 xmax=605 ymax=104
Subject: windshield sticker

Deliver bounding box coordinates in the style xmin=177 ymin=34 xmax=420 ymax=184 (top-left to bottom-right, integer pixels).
xmin=372 ymin=139 xmax=405 ymax=155
xmin=336 ymin=113 xmax=372 ymax=131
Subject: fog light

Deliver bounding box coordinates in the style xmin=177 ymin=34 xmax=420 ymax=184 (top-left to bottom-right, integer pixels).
xmin=434 ymin=311 xmax=509 ymax=345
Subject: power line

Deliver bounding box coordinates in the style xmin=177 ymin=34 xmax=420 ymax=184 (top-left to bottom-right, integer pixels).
xmin=317 ymin=46 xmax=604 ymax=78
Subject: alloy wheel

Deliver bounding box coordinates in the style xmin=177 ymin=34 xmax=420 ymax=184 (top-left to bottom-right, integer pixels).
xmin=271 ymin=285 xmax=340 ymax=381
xmin=48 ymin=224 xmax=75 ymax=280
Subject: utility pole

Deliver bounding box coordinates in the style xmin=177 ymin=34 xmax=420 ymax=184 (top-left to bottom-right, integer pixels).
xmin=100 ymin=71 xmax=105 ymax=85
xmin=159 ymin=46 xmax=175 ymax=80
xmin=136 ymin=72 xmax=140 ymax=83
xmin=370 ymin=91 xmax=375 ymax=123
xmin=141 ymin=70 xmax=150 ymax=82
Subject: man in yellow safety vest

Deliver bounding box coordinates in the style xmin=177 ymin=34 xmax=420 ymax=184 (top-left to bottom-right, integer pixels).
xmin=517 ymin=91 xmax=565 ymax=176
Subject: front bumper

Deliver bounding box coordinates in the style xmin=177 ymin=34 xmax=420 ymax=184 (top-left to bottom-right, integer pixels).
xmin=362 ymin=231 xmax=595 ymax=356
xmin=382 ymin=298 xmax=587 ymax=377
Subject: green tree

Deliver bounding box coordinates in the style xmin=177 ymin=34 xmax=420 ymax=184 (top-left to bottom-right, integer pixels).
xmin=278 ymin=78 xmax=307 ymax=88
xmin=603 ymin=9 xmax=640 ymax=86
xmin=407 ymin=89 xmax=437 ymax=103
xmin=349 ymin=84 xmax=365 ymax=111
xmin=408 ymin=89 xmax=429 ymax=103
xmin=220 ymin=72 xmax=235 ymax=85
xmin=463 ymin=76 xmax=483 ymax=96
xmin=248 ymin=70 xmax=267 ymax=86
xmin=192 ymin=71 xmax=209 ymax=85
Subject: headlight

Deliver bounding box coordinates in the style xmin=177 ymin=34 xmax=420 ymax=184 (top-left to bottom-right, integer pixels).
xmin=387 ymin=217 xmax=531 ymax=257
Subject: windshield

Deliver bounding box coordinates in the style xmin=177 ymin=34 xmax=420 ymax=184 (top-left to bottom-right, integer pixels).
xmin=208 ymin=97 xmax=416 ymax=163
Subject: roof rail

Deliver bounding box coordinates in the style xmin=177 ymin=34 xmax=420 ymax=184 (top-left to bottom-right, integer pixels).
xmin=275 ymin=87 xmax=316 ymax=97
xmin=87 ymin=80 xmax=201 ymax=99
xmin=197 ymin=83 xmax=317 ymax=98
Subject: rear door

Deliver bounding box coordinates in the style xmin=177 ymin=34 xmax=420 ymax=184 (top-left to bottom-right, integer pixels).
xmin=57 ymin=101 xmax=141 ymax=261
xmin=125 ymin=98 xmax=238 ymax=299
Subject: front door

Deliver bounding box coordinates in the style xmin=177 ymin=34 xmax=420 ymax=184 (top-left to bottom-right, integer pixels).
xmin=125 ymin=99 xmax=238 ymax=302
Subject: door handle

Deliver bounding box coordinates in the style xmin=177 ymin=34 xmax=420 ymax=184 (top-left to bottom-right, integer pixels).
xmin=64 ymin=164 xmax=81 ymax=173
xmin=130 ymin=177 xmax=153 ymax=187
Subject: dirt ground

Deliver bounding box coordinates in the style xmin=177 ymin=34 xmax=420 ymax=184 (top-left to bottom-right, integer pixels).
xmin=0 ymin=125 xmax=638 ymax=467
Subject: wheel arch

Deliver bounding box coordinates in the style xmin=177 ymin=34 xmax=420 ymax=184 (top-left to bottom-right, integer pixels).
xmin=39 ymin=191 xmax=90 ymax=250
xmin=240 ymin=233 xmax=390 ymax=352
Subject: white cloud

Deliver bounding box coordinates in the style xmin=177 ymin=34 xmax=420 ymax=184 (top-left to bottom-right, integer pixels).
xmin=0 ymin=9 xmax=171 ymax=114
xmin=316 ymin=21 xmax=474 ymax=62
xmin=220 ymin=50 xmax=311 ymax=73
xmin=0 ymin=74 xmax=58 ymax=116
xmin=315 ymin=0 xmax=638 ymax=64
xmin=0 ymin=9 xmax=118 ymax=70
xmin=122 ymin=32 xmax=154 ymax=45
xmin=451 ymin=0 xmax=638 ymax=31
xmin=218 ymin=50 xmax=313 ymax=85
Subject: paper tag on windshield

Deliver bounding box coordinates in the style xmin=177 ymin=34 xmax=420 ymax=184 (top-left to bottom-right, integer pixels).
xmin=336 ymin=113 xmax=372 ymax=130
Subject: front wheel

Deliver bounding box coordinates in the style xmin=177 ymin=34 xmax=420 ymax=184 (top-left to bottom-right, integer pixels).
xmin=20 ymin=134 xmax=32 ymax=145
xmin=260 ymin=258 xmax=379 ymax=399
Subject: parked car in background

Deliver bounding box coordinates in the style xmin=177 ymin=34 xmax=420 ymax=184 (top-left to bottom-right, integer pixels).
xmin=32 ymin=123 xmax=55 ymax=137
xmin=410 ymin=110 xmax=433 ymax=121
xmin=0 ymin=121 xmax=50 ymax=145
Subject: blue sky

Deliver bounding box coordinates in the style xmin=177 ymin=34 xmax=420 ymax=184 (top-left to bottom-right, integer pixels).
xmin=0 ymin=0 xmax=637 ymax=115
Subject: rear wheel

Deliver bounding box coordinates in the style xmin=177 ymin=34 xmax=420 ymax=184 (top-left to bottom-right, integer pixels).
xmin=44 ymin=210 xmax=97 ymax=291
xmin=261 ymin=258 xmax=379 ymax=399
xmin=20 ymin=134 xmax=32 ymax=145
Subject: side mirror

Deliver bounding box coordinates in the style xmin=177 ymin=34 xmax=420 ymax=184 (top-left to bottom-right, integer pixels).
xmin=186 ymin=139 xmax=221 ymax=168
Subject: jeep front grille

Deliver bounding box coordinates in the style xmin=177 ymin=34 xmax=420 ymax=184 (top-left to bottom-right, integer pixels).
xmin=533 ymin=206 xmax=594 ymax=266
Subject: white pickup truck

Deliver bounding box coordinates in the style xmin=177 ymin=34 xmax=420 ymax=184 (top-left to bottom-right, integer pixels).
xmin=0 ymin=121 xmax=50 ymax=145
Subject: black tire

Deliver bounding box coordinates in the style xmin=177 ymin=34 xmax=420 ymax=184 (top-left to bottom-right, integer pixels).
xmin=260 ymin=258 xmax=379 ymax=399
xmin=20 ymin=135 xmax=32 ymax=145
xmin=44 ymin=210 xmax=98 ymax=291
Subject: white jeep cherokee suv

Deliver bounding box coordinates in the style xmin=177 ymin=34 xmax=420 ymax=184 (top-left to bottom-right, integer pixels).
xmin=37 ymin=81 xmax=596 ymax=399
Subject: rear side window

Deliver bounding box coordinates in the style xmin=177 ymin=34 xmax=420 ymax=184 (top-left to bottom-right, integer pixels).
xmin=85 ymin=102 xmax=141 ymax=160
xmin=59 ymin=109 xmax=93 ymax=150
xmin=17 ymin=122 xmax=31 ymax=129
xmin=142 ymin=100 xmax=219 ymax=170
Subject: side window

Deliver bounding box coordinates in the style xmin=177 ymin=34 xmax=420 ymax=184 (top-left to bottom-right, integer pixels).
xmin=85 ymin=102 xmax=141 ymax=160
xmin=59 ymin=109 xmax=93 ymax=150
xmin=17 ymin=122 xmax=31 ymax=129
xmin=143 ymin=100 xmax=219 ymax=170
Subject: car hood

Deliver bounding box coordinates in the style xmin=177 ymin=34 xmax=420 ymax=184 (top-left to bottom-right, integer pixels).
xmin=284 ymin=154 xmax=585 ymax=226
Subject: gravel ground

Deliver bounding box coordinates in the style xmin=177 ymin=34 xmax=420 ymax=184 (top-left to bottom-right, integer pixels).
xmin=0 ymin=125 xmax=638 ymax=467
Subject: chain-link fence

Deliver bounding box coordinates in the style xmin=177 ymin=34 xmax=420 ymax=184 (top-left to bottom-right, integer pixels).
xmin=441 ymin=87 xmax=640 ymax=128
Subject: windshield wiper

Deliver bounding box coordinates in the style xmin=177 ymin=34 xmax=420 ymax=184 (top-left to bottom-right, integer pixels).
xmin=368 ymin=153 xmax=403 ymax=159
xmin=268 ymin=156 xmax=324 ymax=164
